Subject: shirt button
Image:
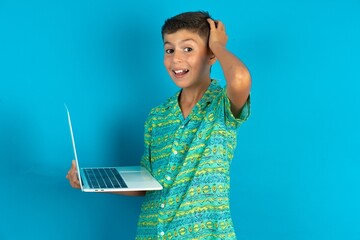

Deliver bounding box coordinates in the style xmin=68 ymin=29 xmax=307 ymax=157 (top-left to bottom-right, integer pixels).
xmin=166 ymin=176 xmax=171 ymax=181
xmin=160 ymin=231 xmax=165 ymax=236
xmin=173 ymin=150 xmax=178 ymax=155
xmin=160 ymin=203 xmax=165 ymax=208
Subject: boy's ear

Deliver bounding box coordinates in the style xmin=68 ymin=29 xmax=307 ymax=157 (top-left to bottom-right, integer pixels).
xmin=209 ymin=52 xmax=217 ymax=65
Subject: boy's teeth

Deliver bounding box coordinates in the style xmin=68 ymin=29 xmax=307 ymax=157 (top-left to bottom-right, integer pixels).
xmin=174 ymin=69 xmax=188 ymax=74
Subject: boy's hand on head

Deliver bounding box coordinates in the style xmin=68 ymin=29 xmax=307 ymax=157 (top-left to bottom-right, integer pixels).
xmin=207 ymin=19 xmax=228 ymax=51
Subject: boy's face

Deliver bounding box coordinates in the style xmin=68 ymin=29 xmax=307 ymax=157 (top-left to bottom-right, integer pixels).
xmin=163 ymin=30 xmax=216 ymax=90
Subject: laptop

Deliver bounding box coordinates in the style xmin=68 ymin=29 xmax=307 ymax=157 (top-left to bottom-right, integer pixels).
xmin=65 ymin=105 xmax=163 ymax=192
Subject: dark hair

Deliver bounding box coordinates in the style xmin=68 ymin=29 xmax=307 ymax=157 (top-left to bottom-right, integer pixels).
xmin=161 ymin=11 xmax=212 ymax=42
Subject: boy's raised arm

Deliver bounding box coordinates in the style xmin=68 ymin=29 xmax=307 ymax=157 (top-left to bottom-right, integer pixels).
xmin=207 ymin=19 xmax=251 ymax=117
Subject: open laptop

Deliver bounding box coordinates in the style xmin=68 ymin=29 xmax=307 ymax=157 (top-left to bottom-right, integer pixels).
xmin=65 ymin=105 xmax=163 ymax=192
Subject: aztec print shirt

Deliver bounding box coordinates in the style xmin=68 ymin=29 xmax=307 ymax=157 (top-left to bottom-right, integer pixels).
xmin=136 ymin=80 xmax=250 ymax=240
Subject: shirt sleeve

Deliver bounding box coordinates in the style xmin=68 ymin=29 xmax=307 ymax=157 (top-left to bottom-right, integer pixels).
xmin=223 ymin=88 xmax=251 ymax=129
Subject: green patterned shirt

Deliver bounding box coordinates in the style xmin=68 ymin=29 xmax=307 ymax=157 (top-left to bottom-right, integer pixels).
xmin=136 ymin=80 xmax=250 ymax=239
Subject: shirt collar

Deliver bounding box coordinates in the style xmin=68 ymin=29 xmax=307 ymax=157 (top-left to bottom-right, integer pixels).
xmin=164 ymin=79 xmax=221 ymax=113
xmin=198 ymin=79 xmax=220 ymax=107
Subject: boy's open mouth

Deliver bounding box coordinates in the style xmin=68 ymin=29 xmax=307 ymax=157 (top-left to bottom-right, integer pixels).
xmin=173 ymin=69 xmax=189 ymax=77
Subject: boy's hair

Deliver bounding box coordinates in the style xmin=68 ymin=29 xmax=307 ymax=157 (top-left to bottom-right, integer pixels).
xmin=161 ymin=11 xmax=212 ymax=43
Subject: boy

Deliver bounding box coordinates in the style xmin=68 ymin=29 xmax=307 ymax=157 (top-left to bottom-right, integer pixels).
xmin=67 ymin=11 xmax=251 ymax=239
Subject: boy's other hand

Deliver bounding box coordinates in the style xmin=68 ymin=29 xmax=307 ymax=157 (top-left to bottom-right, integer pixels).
xmin=207 ymin=19 xmax=228 ymax=51
xmin=66 ymin=160 xmax=81 ymax=189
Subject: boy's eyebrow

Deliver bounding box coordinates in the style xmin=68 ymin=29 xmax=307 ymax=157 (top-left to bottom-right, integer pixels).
xmin=163 ymin=38 xmax=197 ymax=46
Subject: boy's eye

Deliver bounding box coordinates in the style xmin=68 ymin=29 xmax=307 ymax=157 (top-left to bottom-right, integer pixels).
xmin=184 ymin=47 xmax=193 ymax=52
xmin=165 ymin=49 xmax=174 ymax=54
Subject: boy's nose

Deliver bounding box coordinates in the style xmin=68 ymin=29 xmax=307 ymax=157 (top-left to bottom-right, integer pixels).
xmin=172 ymin=51 xmax=183 ymax=63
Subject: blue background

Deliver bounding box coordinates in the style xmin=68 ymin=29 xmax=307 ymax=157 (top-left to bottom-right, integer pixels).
xmin=1 ymin=0 xmax=359 ymax=239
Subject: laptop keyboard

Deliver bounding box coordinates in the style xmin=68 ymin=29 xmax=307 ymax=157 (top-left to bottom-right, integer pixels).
xmin=83 ymin=168 xmax=128 ymax=189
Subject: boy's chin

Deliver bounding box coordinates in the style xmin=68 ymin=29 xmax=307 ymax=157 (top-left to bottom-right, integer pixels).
xmin=171 ymin=78 xmax=191 ymax=89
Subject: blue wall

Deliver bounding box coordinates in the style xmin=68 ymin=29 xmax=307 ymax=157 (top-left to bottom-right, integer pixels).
xmin=1 ymin=0 xmax=359 ymax=239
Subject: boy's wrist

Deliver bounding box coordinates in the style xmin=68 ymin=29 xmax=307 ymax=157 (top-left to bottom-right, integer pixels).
xmin=210 ymin=42 xmax=227 ymax=55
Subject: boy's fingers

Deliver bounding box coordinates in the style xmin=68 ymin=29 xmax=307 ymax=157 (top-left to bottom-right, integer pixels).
xmin=207 ymin=19 xmax=225 ymax=32
xmin=71 ymin=160 xmax=77 ymax=169
xmin=207 ymin=18 xmax=216 ymax=29
xmin=72 ymin=178 xmax=80 ymax=187
xmin=66 ymin=168 xmax=73 ymax=179
xmin=217 ymin=21 xmax=225 ymax=31
xmin=74 ymin=176 xmax=80 ymax=188
xmin=68 ymin=171 xmax=80 ymax=188
xmin=66 ymin=161 xmax=81 ymax=189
